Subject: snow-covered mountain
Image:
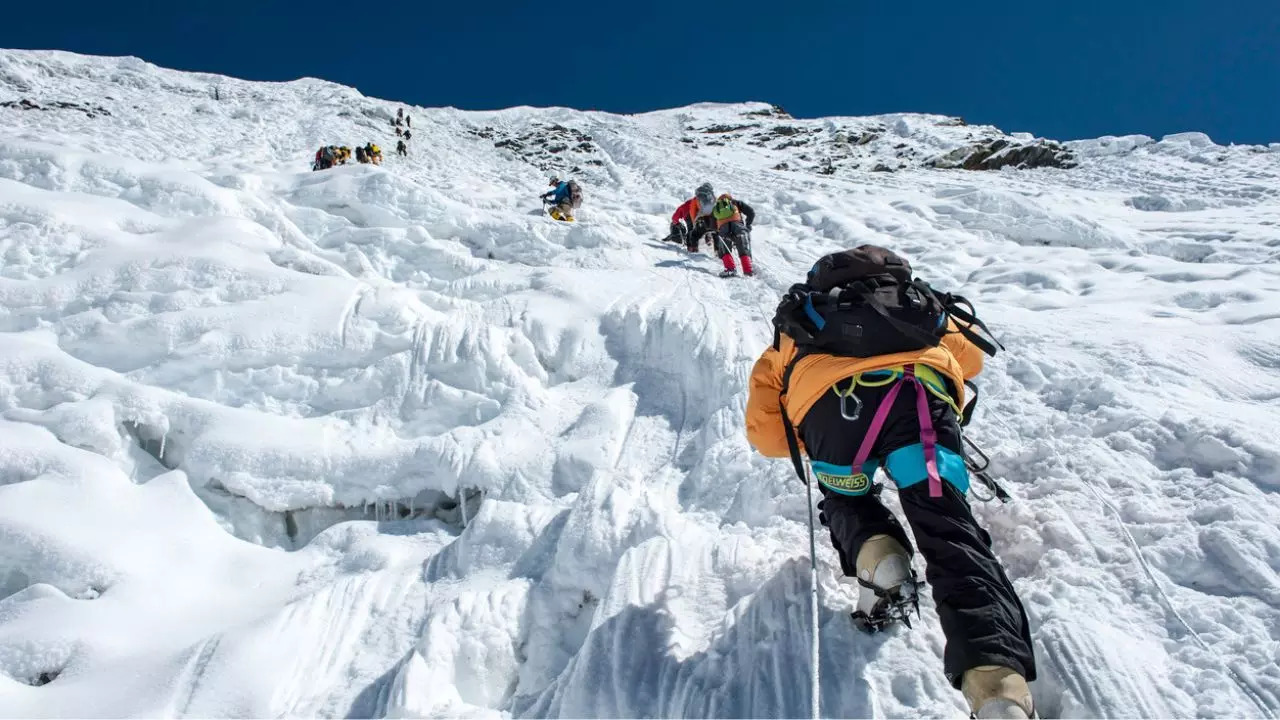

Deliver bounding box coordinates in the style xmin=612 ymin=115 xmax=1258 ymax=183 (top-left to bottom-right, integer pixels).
xmin=0 ymin=48 xmax=1278 ymax=718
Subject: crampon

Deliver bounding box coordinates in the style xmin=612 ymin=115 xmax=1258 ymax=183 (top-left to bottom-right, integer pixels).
xmin=851 ymin=574 xmax=923 ymax=633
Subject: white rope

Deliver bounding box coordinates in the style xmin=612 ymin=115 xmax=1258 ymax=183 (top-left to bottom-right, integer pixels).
xmin=804 ymin=472 xmax=821 ymax=720
xmin=985 ymin=412 xmax=1276 ymax=719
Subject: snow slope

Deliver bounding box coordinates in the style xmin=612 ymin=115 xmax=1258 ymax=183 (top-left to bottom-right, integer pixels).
xmin=0 ymin=49 xmax=1278 ymax=718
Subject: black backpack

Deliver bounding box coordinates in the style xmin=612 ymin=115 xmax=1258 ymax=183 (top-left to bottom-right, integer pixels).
xmin=772 ymin=245 xmax=1001 ymax=363
xmin=771 ymin=245 xmax=1004 ymax=484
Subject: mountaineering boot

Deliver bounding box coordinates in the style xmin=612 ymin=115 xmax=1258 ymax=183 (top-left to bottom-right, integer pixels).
xmin=962 ymin=666 xmax=1035 ymax=719
xmin=740 ymin=255 xmax=754 ymax=276
xmin=849 ymin=533 xmax=919 ymax=632
xmin=719 ymin=268 xmax=739 ymax=278
xmin=719 ymin=254 xmax=737 ymax=277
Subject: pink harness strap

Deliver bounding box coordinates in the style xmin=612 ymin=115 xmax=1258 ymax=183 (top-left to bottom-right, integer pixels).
xmin=849 ymin=365 xmax=944 ymax=498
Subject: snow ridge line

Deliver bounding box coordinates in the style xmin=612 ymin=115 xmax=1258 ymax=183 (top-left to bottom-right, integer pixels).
xmin=338 ymin=285 xmax=369 ymax=348
xmin=172 ymin=637 xmax=223 ymax=717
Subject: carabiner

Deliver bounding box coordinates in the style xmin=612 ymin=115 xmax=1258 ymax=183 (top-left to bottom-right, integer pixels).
xmin=833 ymin=376 xmax=863 ymax=422
xmin=839 ymin=391 xmax=863 ymax=422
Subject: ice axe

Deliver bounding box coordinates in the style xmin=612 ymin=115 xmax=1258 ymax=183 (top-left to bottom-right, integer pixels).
xmin=961 ymin=434 xmax=1012 ymax=503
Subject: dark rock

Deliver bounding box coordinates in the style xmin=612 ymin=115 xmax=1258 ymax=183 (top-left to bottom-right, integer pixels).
xmin=0 ymin=98 xmax=110 ymax=118
xmin=744 ymin=104 xmax=792 ymax=118
xmin=773 ymin=162 xmax=791 ymax=170
xmin=929 ymin=137 xmax=1077 ymax=170
xmin=24 ymin=669 xmax=59 ymax=686
xmin=702 ymin=123 xmax=758 ymax=134
xmin=772 ymin=125 xmax=802 ymax=136
xmin=872 ymin=163 xmax=894 ymax=172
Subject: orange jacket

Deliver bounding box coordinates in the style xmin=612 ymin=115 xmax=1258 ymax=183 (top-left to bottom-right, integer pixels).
xmin=714 ymin=202 xmax=741 ymax=228
xmin=745 ymin=323 xmax=986 ymax=459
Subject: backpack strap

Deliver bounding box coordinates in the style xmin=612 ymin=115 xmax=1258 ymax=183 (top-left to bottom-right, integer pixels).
xmin=779 ymin=356 xmax=809 ymax=484
xmin=943 ymin=295 xmax=1004 ymax=356
xmin=844 ymin=283 xmax=946 ymax=349
xmin=960 ymin=379 xmax=980 ymax=427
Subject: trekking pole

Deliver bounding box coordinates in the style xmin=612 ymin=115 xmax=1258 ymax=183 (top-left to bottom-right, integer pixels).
xmin=803 ymin=470 xmax=821 ymax=720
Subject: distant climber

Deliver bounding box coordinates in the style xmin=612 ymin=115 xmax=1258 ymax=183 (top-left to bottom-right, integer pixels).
xmin=313 ymin=145 xmax=338 ymax=171
xmin=405 ymin=114 xmax=411 ymax=128
xmin=355 ymin=145 xmax=367 ymax=164
xmin=395 ymin=126 xmax=403 ymax=137
xmin=663 ymin=183 xmax=718 ymax=252
xmin=338 ymin=146 xmax=351 ymax=165
xmin=403 ymin=130 xmax=412 ymax=142
xmin=396 ymin=140 xmax=407 ymax=157
xmin=746 ymin=245 xmax=1036 ymax=719
xmin=541 ymin=174 xmax=582 ymax=221
xmin=708 ymin=193 xmax=756 ymax=277
xmin=366 ymin=143 xmax=383 ymax=166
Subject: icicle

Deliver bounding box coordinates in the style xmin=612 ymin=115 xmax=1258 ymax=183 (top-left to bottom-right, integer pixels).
xmin=408 ymin=495 xmax=415 ymax=517
xmin=460 ymin=488 xmax=468 ymax=527
xmin=159 ymin=431 xmax=167 ymax=462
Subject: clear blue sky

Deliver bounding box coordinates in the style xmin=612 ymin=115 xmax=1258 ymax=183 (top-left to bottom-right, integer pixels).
xmin=4 ymin=0 xmax=1277 ymax=144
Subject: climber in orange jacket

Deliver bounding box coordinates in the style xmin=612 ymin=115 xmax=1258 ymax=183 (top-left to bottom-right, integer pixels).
xmin=746 ymin=245 xmax=1037 ymax=719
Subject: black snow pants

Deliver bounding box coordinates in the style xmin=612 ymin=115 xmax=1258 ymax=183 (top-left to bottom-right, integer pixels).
xmin=713 ymin=221 xmax=752 ymax=259
xmin=686 ymin=215 xmax=717 ymax=252
xmin=798 ymin=379 xmax=1037 ymax=688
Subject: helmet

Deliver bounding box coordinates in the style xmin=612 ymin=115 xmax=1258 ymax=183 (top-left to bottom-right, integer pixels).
xmin=695 ymin=183 xmax=715 ymax=205
xmin=548 ymin=173 xmax=561 ymax=185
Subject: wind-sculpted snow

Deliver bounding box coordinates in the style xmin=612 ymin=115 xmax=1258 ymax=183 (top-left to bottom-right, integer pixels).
xmin=1 ymin=49 xmax=1279 ymax=718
